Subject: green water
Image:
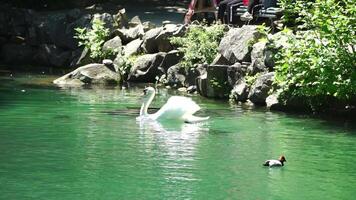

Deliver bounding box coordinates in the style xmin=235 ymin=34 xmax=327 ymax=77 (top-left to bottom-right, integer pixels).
xmin=0 ymin=74 xmax=355 ymax=200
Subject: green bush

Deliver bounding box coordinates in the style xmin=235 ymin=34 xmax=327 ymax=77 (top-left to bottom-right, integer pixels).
xmin=74 ymin=18 xmax=116 ymax=61
xmin=274 ymin=0 xmax=356 ymax=108
xmin=170 ymin=23 xmax=226 ymax=69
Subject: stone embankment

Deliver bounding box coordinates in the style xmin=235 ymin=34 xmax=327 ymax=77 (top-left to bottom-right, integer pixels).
xmin=0 ymin=3 xmax=301 ymax=111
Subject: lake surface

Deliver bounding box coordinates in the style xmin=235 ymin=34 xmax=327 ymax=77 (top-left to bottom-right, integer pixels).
xmin=1 ymin=74 xmax=355 ymax=200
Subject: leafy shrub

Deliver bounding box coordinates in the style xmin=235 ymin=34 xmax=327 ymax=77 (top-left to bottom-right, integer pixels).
xmin=74 ymin=18 xmax=116 ymax=60
xmin=274 ymin=0 xmax=356 ymax=108
xmin=170 ymin=23 xmax=226 ymax=69
xmin=115 ymin=53 xmax=140 ymax=81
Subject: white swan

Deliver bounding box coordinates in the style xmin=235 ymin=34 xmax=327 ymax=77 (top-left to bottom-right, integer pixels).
xmin=137 ymin=87 xmax=209 ymax=123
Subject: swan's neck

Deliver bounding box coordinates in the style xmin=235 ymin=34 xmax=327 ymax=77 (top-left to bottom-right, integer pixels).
xmin=140 ymin=91 xmax=155 ymax=116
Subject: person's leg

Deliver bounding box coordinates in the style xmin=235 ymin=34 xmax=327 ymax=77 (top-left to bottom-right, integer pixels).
xmin=217 ymin=0 xmax=231 ymax=22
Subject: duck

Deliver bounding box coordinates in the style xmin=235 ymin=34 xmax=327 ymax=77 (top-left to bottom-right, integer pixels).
xmin=263 ymin=155 xmax=286 ymax=167
xmin=137 ymin=87 xmax=209 ymax=123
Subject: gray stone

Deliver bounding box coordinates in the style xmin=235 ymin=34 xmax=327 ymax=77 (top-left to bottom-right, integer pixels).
xmin=248 ymin=72 xmax=275 ymax=105
xmin=128 ymin=16 xmax=142 ymax=28
xmin=128 ymin=53 xmax=166 ymax=82
xmin=123 ymin=39 xmax=143 ymax=57
xmin=227 ymin=62 xmax=247 ymax=87
xmin=166 ymin=64 xmax=186 ymax=88
xmin=53 ymin=63 xmax=121 ymax=86
xmin=116 ymin=25 xmax=144 ymax=44
xmin=34 ymin=44 xmax=71 ymax=67
xmin=92 ymin=13 xmax=117 ymax=33
xmin=142 ymin=21 xmax=156 ymax=32
xmin=231 ymin=80 xmax=249 ymax=102
xmin=142 ymin=27 xmax=163 ymax=53
xmin=211 ymin=54 xmax=231 ymax=65
xmin=197 ymin=65 xmax=232 ymax=98
xmin=248 ymin=41 xmax=268 ymax=75
xmin=70 ymin=47 xmax=93 ymax=67
xmin=159 ymin=50 xmax=183 ymax=73
xmin=1 ymin=43 xmax=34 ymax=64
xmin=114 ymin=8 xmax=128 ymax=29
xmin=218 ymin=25 xmax=261 ymax=64
xmin=102 ymin=36 xmax=122 ymax=53
xmin=266 ymin=93 xmax=280 ymax=109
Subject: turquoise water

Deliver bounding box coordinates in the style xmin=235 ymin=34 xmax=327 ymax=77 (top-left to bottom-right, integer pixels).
xmin=0 ymin=74 xmax=355 ymax=200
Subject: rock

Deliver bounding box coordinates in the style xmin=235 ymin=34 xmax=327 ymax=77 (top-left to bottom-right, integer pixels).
xmin=247 ymin=41 xmax=270 ymax=75
xmin=70 ymin=47 xmax=93 ymax=67
xmin=92 ymin=13 xmax=117 ymax=33
xmin=248 ymin=72 xmax=275 ymax=105
xmin=102 ymin=36 xmax=122 ymax=53
xmin=231 ymin=80 xmax=249 ymax=102
xmin=159 ymin=50 xmax=183 ymax=73
xmin=114 ymin=8 xmax=128 ymax=29
xmin=142 ymin=21 xmax=156 ymax=32
xmin=227 ymin=62 xmax=247 ymax=87
xmin=266 ymin=93 xmax=281 ymax=109
xmin=218 ymin=25 xmax=261 ymax=64
xmin=142 ymin=27 xmax=163 ymax=53
xmin=142 ymin=24 xmax=186 ymax=54
xmin=128 ymin=52 xmax=166 ymax=82
xmin=128 ymin=16 xmax=142 ymax=28
xmin=1 ymin=43 xmax=34 ymax=64
xmin=53 ymin=63 xmax=121 ymax=86
xmin=197 ymin=65 xmax=232 ymax=98
xmin=102 ymin=59 xmax=116 ymax=72
xmin=123 ymin=39 xmax=143 ymax=57
xmin=34 ymin=44 xmax=71 ymax=67
xmin=116 ymin=25 xmax=144 ymax=44
xmin=211 ymin=54 xmax=231 ymax=65
xmin=166 ymin=64 xmax=186 ymax=88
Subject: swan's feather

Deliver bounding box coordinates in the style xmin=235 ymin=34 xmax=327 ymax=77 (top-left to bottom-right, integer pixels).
xmin=151 ymin=96 xmax=201 ymax=121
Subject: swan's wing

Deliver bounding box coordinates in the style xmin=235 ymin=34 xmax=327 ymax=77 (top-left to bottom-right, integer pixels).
xmin=153 ymin=96 xmax=201 ymax=120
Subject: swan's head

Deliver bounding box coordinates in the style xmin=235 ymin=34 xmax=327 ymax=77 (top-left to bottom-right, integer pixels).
xmin=143 ymin=87 xmax=155 ymax=97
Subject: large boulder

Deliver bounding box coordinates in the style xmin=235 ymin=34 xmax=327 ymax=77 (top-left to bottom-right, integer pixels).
xmin=92 ymin=13 xmax=117 ymax=33
xmin=70 ymin=47 xmax=93 ymax=67
xmin=166 ymin=64 xmax=186 ymax=88
xmin=158 ymin=50 xmax=183 ymax=73
xmin=142 ymin=24 xmax=186 ymax=54
xmin=115 ymin=25 xmax=144 ymax=44
xmin=227 ymin=62 xmax=247 ymax=87
xmin=114 ymin=8 xmax=128 ymax=29
xmin=53 ymin=62 xmax=121 ymax=86
xmin=247 ymin=41 xmax=270 ymax=75
xmin=34 ymin=44 xmax=71 ymax=67
xmin=123 ymin=38 xmax=143 ymax=57
xmin=1 ymin=43 xmax=35 ymax=64
xmin=218 ymin=25 xmax=261 ymax=64
xmin=230 ymin=80 xmax=249 ymax=102
xmin=142 ymin=27 xmax=163 ymax=53
xmin=248 ymin=72 xmax=275 ymax=105
xmin=128 ymin=52 xmax=166 ymax=82
xmin=197 ymin=65 xmax=232 ymax=98
xmin=128 ymin=16 xmax=142 ymax=28
xmin=102 ymin=36 xmax=122 ymax=53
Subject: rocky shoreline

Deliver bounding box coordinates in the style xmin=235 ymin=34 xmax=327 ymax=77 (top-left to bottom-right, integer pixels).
xmin=0 ymin=3 xmax=354 ymax=117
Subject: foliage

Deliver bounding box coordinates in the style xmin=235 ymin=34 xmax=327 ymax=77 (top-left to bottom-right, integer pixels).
xmin=170 ymin=23 xmax=226 ymax=69
xmin=273 ymin=0 xmax=356 ymax=107
xmin=245 ymin=73 xmax=261 ymax=86
xmin=74 ymin=18 xmax=115 ymax=60
xmin=115 ymin=53 xmax=140 ymax=81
